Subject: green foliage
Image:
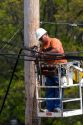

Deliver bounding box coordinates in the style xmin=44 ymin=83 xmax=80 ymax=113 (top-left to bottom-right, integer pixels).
xmin=0 ymin=0 xmax=24 ymax=124
xmin=40 ymin=0 xmax=83 ymax=53
xmin=0 ymin=0 xmax=83 ymax=124
xmin=0 ymin=0 xmax=23 ymax=53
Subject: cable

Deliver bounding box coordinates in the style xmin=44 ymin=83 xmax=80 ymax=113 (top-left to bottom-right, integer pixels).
xmin=0 ymin=50 xmax=83 ymax=61
xmin=0 ymin=50 xmax=83 ymax=56
xmin=24 ymin=46 xmax=83 ymax=57
xmin=0 ymin=27 xmax=22 ymax=51
xmin=0 ymin=54 xmax=83 ymax=61
xmin=0 ymin=48 xmax=23 ymax=114
xmin=40 ymin=21 xmax=83 ymax=27
xmin=0 ymin=47 xmax=37 ymax=115
xmin=0 ymin=47 xmax=83 ymax=115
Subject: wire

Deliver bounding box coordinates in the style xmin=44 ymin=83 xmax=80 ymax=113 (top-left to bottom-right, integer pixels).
xmin=0 ymin=27 xmax=22 ymax=51
xmin=0 ymin=47 xmax=37 ymax=115
xmin=0 ymin=48 xmax=23 ymax=115
xmin=0 ymin=50 xmax=83 ymax=60
xmin=0 ymin=50 xmax=83 ymax=56
xmin=0 ymin=54 xmax=83 ymax=61
xmin=40 ymin=21 xmax=83 ymax=27
xmin=0 ymin=47 xmax=83 ymax=115
xmin=24 ymin=46 xmax=83 ymax=56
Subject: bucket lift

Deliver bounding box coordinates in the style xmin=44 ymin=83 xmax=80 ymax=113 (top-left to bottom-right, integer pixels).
xmin=35 ymin=61 xmax=83 ymax=117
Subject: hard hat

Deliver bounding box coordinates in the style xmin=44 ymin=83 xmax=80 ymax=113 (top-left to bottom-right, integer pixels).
xmin=35 ymin=28 xmax=47 ymax=40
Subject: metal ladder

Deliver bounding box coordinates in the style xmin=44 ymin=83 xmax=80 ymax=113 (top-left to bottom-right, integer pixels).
xmin=36 ymin=61 xmax=83 ymax=117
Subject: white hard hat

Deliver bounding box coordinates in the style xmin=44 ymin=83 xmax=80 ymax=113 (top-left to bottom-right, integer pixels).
xmin=35 ymin=28 xmax=47 ymax=40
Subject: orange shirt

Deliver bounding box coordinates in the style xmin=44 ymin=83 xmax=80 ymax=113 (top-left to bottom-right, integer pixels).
xmin=41 ymin=37 xmax=67 ymax=64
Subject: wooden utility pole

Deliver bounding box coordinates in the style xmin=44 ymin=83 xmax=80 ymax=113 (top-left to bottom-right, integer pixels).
xmin=24 ymin=0 xmax=40 ymax=125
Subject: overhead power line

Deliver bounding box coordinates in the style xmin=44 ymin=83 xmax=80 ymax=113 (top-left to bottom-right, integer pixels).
xmin=40 ymin=21 xmax=83 ymax=27
xmin=0 ymin=47 xmax=83 ymax=115
xmin=0 ymin=27 xmax=22 ymax=51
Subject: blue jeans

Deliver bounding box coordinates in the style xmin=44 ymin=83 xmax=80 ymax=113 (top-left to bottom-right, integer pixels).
xmin=45 ymin=76 xmax=61 ymax=111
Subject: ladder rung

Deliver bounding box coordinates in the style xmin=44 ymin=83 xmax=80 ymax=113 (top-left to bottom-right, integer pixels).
xmin=37 ymin=97 xmax=60 ymax=100
xmin=62 ymin=98 xmax=81 ymax=103
xmin=72 ymin=65 xmax=83 ymax=72
xmin=37 ymin=85 xmax=59 ymax=88
xmin=38 ymin=100 xmax=44 ymax=103
xmin=61 ymin=84 xmax=80 ymax=88
xmin=36 ymin=84 xmax=81 ymax=89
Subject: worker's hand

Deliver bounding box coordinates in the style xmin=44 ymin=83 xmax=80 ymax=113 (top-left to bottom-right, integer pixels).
xmin=37 ymin=51 xmax=44 ymax=58
xmin=30 ymin=45 xmax=38 ymax=51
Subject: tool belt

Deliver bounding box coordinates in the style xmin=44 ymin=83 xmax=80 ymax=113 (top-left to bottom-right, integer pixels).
xmin=40 ymin=64 xmax=58 ymax=76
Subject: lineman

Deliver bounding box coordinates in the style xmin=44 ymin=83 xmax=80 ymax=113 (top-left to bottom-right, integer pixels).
xmin=35 ymin=28 xmax=67 ymax=112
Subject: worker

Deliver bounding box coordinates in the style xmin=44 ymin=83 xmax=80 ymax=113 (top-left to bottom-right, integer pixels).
xmin=35 ymin=28 xmax=67 ymax=112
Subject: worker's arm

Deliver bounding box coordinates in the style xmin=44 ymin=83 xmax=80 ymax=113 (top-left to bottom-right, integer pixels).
xmin=46 ymin=39 xmax=64 ymax=54
xmin=45 ymin=48 xmax=59 ymax=54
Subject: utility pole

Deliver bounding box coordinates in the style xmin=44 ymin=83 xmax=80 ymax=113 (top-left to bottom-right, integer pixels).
xmin=24 ymin=0 xmax=40 ymax=125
